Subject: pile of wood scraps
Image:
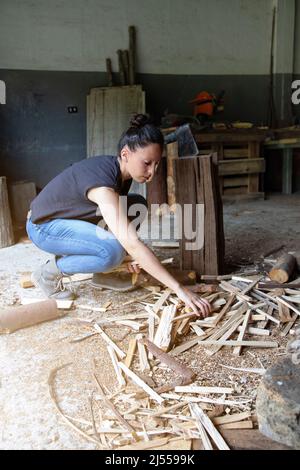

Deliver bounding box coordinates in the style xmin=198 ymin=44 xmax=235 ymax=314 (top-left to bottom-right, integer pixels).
xmin=47 ymin=268 xmax=300 ymax=450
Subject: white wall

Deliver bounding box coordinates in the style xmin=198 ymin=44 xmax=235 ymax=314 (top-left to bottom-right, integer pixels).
xmin=0 ymin=0 xmax=274 ymax=75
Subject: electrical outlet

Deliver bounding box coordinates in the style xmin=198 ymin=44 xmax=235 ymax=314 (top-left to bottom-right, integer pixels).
xmin=67 ymin=106 xmax=78 ymax=113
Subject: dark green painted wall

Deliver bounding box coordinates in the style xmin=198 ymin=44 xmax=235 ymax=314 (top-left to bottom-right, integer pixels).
xmin=0 ymin=69 xmax=299 ymax=190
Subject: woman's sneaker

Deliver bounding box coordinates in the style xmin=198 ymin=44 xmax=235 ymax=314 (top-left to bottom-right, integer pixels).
xmin=31 ymin=258 xmax=77 ymax=300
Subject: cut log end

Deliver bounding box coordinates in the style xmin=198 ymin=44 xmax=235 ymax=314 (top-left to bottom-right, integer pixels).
xmin=269 ymin=254 xmax=296 ymax=284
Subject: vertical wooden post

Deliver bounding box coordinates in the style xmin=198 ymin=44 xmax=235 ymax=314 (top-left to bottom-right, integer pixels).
xmin=128 ymin=26 xmax=136 ymax=86
xmin=166 ymin=141 xmax=178 ymax=212
xmin=0 ymin=176 xmax=14 ymax=248
xmin=248 ymin=141 xmax=260 ymax=193
xmin=106 ymin=58 xmax=113 ymax=87
xmin=117 ymin=50 xmax=126 ymax=86
xmin=121 ymin=50 xmax=129 ymax=85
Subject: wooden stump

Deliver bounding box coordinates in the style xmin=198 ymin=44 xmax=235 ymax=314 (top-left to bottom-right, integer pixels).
xmin=173 ymin=155 xmax=224 ymax=277
xmin=0 ymin=176 xmax=14 ymax=248
xmin=269 ymin=254 xmax=296 ymax=283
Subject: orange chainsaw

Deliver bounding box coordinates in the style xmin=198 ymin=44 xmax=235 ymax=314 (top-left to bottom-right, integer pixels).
xmin=189 ymin=90 xmax=225 ymax=124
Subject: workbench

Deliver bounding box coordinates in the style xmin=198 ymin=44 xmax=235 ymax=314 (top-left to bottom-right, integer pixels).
xmin=264 ymin=137 xmax=300 ymax=194
xmin=194 ymin=129 xmax=267 ymax=199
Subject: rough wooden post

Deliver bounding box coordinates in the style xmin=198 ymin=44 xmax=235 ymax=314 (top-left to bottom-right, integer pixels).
xmin=166 ymin=141 xmax=178 ymax=211
xmin=0 ymin=176 xmax=14 ymax=248
xmin=128 ymin=25 xmax=136 ymax=86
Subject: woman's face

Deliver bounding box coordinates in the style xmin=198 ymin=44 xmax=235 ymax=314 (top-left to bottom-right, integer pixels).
xmin=121 ymin=143 xmax=162 ymax=183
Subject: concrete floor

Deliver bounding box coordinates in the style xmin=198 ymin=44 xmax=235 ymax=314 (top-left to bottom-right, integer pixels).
xmin=0 ymin=192 xmax=299 ymax=449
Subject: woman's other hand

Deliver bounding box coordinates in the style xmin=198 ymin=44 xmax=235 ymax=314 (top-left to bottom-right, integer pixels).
xmin=126 ymin=261 xmax=141 ymax=274
xmin=175 ymin=284 xmax=211 ymax=318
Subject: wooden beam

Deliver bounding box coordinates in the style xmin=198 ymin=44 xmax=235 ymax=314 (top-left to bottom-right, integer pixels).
xmin=218 ymin=158 xmax=265 ymax=176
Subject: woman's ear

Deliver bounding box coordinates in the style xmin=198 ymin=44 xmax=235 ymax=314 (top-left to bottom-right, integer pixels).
xmin=120 ymin=147 xmax=129 ymax=162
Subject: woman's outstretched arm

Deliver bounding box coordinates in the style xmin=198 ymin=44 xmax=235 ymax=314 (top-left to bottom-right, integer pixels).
xmin=88 ymin=187 xmax=211 ymax=318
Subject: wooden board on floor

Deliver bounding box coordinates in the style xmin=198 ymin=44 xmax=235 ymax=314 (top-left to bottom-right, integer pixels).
xmin=192 ymin=429 xmax=292 ymax=450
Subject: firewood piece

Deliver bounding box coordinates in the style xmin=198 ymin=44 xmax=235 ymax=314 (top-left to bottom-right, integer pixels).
xmin=177 ymin=317 xmax=191 ymax=336
xmin=189 ymin=403 xmax=230 ymax=450
xmin=107 ymin=345 xmax=126 ymax=387
xmin=213 ymin=411 xmax=252 ymax=425
xmin=206 ymin=315 xmax=245 ymax=356
xmin=277 ymin=301 xmax=293 ymax=323
xmin=237 ymin=325 xmax=269 ymax=336
xmin=94 ymin=324 xmax=126 ymax=359
xmin=136 ymin=334 xmax=150 ymax=371
xmin=20 ymin=272 xmax=34 ymax=288
xmin=139 ymin=337 xmax=195 ymax=385
xmin=247 ymin=302 xmax=280 ymax=325
xmin=280 ymin=313 xmax=298 ymax=336
xmin=233 ymin=309 xmax=251 ymax=356
xmin=201 ymin=340 xmax=278 ymax=348
xmin=0 ymin=176 xmax=14 ymax=248
xmin=152 ymin=288 xmax=171 ymax=314
xmin=221 ymin=364 xmax=266 ymax=375
xmin=219 ymin=420 xmax=253 ymax=430
xmin=213 ymin=294 xmax=236 ymax=326
xmin=240 ymin=276 xmax=263 ymax=295
xmin=276 ymin=297 xmax=300 ymax=317
xmin=118 ymin=362 xmax=164 ymax=404
xmin=171 ymin=337 xmax=200 ymax=356
xmin=189 ymin=283 xmax=219 ymax=294
xmin=219 ymin=281 xmax=251 ymax=301
xmin=175 ymin=386 xmax=233 ymax=395
xmin=0 ymin=299 xmax=59 ymax=333
xmin=269 ymin=254 xmax=296 ymax=283
xmin=153 ymin=304 xmax=177 ymax=352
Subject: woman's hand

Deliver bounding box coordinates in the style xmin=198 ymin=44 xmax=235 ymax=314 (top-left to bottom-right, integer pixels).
xmin=175 ymin=284 xmax=211 ymax=318
xmin=126 ymin=260 xmax=141 ymax=274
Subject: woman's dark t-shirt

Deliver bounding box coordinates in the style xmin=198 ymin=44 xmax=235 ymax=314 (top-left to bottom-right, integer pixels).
xmin=30 ymin=156 xmax=132 ymax=224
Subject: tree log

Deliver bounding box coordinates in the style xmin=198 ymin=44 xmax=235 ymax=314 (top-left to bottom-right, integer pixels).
xmin=0 ymin=300 xmax=58 ymax=333
xmin=269 ymin=254 xmax=296 ymax=283
xmin=0 ymin=176 xmax=14 ymax=248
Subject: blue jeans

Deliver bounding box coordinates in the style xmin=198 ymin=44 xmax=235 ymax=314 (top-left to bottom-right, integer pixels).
xmin=26 ymin=194 xmax=147 ymax=275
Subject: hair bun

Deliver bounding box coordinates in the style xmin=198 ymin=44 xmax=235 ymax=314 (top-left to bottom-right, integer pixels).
xmin=130 ymin=114 xmax=150 ymax=129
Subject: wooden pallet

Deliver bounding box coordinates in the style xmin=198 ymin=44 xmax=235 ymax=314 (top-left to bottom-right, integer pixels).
xmin=195 ymin=130 xmax=267 ymax=198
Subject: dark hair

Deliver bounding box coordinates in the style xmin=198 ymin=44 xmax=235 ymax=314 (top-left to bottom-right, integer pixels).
xmin=118 ymin=114 xmax=164 ymax=154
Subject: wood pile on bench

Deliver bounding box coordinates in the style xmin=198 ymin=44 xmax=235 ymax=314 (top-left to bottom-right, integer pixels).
xmin=48 ymin=270 xmax=300 ymax=450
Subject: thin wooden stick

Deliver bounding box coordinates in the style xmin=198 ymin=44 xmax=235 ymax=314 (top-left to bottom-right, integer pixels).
xmin=124 ymin=337 xmax=137 ymax=368
xmin=107 ymin=345 xmax=126 ymax=386
xmin=189 ymin=403 xmax=230 ymax=450
xmin=118 ymin=362 xmax=164 ymax=404
xmin=93 ymin=372 xmax=138 ymax=440
xmin=48 ymin=364 xmax=100 ymax=445
xmin=233 ymin=309 xmax=251 ymax=356
xmin=94 ymin=324 xmax=126 ymax=359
